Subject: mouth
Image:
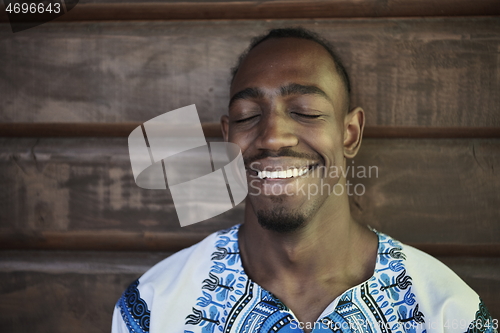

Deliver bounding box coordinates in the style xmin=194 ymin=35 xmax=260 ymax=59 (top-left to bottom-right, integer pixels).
xmin=249 ymin=164 xmax=318 ymax=180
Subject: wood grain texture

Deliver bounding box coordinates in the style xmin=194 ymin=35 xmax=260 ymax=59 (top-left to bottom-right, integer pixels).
xmin=0 ymin=230 xmax=210 ymax=252
xmin=2 ymin=0 xmax=500 ymax=22
xmin=0 ymin=138 xmax=499 ymax=247
xmin=1 ymin=18 xmax=499 ymax=126
xmin=1 ymin=123 xmax=500 ymax=138
xmin=0 ymin=250 xmax=172 ymax=274
xmin=351 ymin=138 xmax=500 ymax=244
xmin=0 ymin=252 xmax=498 ymax=331
xmin=0 ymin=272 xmax=137 ymax=332
xmin=0 ymin=138 xmax=240 ymax=236
xmin=0 ymin=122 xmax=224 ymax=138
xmin=2 ymin=231 xmax=500 ymax=256
xmin=2 ymin=0 xmax=499 ymax=22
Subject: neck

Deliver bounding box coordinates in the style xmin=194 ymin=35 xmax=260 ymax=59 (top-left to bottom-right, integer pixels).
xmin=238 ymin=191 xmax=378 ymax=312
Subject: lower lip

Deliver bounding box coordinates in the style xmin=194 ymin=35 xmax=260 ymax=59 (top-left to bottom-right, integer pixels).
xmin=259 ymin=176 xmax=302 ymax=182
xmin=254 ymin=175 xmax=310 ymax=197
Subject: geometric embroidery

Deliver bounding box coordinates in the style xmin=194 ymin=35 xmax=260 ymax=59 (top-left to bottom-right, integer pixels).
xmin=321 ymin=232 xmax=424 ymax=333
xmin=466 ymin=299 xmax=498 ymax=333
xmin=185 ymin=226 xmax=430 ymax=333
xmin=115 ymin=224 xmax=498 ymax=333
xmin=118 ymin=279 xmax=151 ymax=333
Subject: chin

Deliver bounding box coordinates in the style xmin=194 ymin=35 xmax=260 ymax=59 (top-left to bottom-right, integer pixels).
xmin=256 ymin=207 xmax=307 ymax=233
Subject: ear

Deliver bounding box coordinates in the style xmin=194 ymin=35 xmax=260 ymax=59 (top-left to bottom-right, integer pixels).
xmin=343 ymin=107 xmax=365 ymax=158
xmin=221 ymin=115 xmax=229 ymax=142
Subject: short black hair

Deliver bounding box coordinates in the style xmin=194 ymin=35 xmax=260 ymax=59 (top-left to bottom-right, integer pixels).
xmin=230 ymin=27 xmax=351 ymax=103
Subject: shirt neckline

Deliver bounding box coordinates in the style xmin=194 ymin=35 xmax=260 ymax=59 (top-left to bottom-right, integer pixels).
xmin=230 ymin=224 xmax=385 ymax=323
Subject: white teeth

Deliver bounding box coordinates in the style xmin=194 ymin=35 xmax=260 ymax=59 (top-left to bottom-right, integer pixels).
xmin=257 ymin=167 xmax=311 ymax=179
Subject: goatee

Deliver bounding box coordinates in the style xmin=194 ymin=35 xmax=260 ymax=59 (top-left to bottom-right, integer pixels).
xmin=256 ymin=207 xmax=306 ymax=233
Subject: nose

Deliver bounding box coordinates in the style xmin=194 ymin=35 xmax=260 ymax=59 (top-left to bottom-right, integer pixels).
xmin=256 ymin=112 xmax=299 ymax=151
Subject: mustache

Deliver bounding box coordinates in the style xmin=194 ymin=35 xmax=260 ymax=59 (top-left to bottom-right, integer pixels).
xmin=244 ymin=148 xmax=321 ymax=167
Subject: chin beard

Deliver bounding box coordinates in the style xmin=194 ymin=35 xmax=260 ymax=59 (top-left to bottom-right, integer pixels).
xmin=256 ymin=207 xmax=306 ymax=233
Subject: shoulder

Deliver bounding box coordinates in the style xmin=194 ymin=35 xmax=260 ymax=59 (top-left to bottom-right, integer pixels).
xmin=377 ymin=232 xmax=491 ymax=332
xmin=139 ymin=231 xmax=219 ymax=289
xmin=112 ymin=225 xmax=240 ymax=333
xmin=377 ymin=232 xmax=477 ymax=299
xmin=400 ymin=241 xmax=479 ymax=304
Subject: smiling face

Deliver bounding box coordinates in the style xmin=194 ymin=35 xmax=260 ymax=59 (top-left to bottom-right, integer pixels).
xmin=222 ymin=37 xmax=363 ymax=233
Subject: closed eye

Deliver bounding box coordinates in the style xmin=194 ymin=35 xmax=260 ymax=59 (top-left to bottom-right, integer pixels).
xmin=293 ymin=113 xmax=321 ymax=119
xmin=235 ymin=115 xmax=260 ymax=123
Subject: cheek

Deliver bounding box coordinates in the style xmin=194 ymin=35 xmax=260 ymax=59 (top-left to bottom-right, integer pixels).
xmin=310 ymin=130 xmax=344 ymax=164
xmin=229 ymin=131 xmax=253 ymax=154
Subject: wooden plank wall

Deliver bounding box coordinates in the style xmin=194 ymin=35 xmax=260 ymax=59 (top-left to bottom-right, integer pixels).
xmin=0 ymin=1 xmax=499 ymax=331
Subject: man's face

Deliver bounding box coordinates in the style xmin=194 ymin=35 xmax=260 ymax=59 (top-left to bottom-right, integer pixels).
xmin=223 ymin=37 xmax=353 ymax=232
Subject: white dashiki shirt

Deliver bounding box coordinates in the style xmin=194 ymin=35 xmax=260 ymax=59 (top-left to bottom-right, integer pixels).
xmin=112 ymin=225 xmax=497 ymax=333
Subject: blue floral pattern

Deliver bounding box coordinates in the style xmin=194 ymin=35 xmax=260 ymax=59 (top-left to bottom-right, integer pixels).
xmin=118 ymin=280 xmax=151 ymax=333
xmin=117 ymin=225 xmax=495 ymax=333
xmin=184 ymin=227 xmax=427 ymax=333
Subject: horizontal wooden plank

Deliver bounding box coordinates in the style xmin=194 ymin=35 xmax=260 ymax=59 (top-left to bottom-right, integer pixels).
xmin=412 ymin=244 xmax=500 ymax=257
xmin=2 ymin=0 xmax=500 ymax=22
xmin=2 ymin=231 xmax=500 ymax=256
xmin=0 ymin=270 xmax=138 ymax=332
xmin=0 ymin=231 xmax=208 ymax=252
xmin=0 ymin=137 xmax=499 ymax=247
xmin=0 ymin=122 xmax=224 ymax=138
xmin=352 ymin=138 xmax=500 ymax=245
xmin=1 ymin=123 xmax=499 ymax=138
xmin=362 ymin=127 xmax=500 ymax=139
xmin=0 ymin=18 xmax=499 ymax=127
xmin=0 ymin=252 xmax=498 ymax=331
xmin=0 ymin=250 xmax=171 ymax=274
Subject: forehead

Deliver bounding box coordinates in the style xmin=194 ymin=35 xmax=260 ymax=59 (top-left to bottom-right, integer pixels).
xmin=230 ymin=37 xmax=344 ymax=105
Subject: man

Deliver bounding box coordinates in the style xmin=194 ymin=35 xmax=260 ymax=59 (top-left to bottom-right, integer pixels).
xmin=112 ymin=28 xmax=496 ymax=333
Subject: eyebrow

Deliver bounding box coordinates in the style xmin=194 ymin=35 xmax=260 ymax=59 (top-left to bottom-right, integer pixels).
xmin=229 ymin=83 xmax=331 ymax=107
xmin=229 ymin=87 xmax=264 ymax=107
